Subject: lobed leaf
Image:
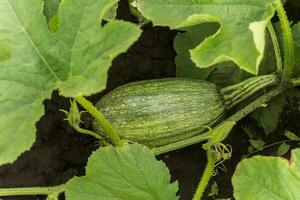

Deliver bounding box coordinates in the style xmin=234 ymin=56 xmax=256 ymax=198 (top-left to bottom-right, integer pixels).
xmin=233 ymin=148 xmax=300 ymax=200
xmin=0 ymin=0 xmax=141 ymax=165
xmin=138 ymin=0 xmax=278 ymax=74
xmin=65 ymin=144 xmax=178 ymax=200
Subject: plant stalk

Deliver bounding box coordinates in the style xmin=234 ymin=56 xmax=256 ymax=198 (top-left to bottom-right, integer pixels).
xmin=0 ymin=184 xmax=65 ymax=197
xmin=152 ymin=132 xmax=211 ymax=155
xmin=75 ymin=96 xmax=123 ymax=147
xmin=277 ymin=0 xmax=295 ymax=81
xmin=222 ymin=74 xmax=278 ymax=109
xmin=192 ymin=150 xmax=216 ymax=200
xmin=267 ymin=22 xmax=283 ymax=75
xmin=73 ymin=125 xmax=102 ymax=139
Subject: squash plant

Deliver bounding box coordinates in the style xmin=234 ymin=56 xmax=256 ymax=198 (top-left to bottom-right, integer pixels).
xmin=0 ymin=0 xmax=300 ymax=199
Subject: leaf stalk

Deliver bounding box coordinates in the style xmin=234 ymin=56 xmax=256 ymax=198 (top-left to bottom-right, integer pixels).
xmin=222 ymin=74 xmax=278 ymax=109
xmin=0 ymin=184 xmax=65 ymax=198
xmin=267 ymin=22 xmax=283 ymax=74
xmin=277 ymin=0 xmax=295 ymax=81
xmin=192 ymin=150 xmax=216 ymax=200
xmin=74 ymin=96 xmax=123 ymax=147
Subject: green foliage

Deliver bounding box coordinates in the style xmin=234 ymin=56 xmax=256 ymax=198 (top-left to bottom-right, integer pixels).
xmin=0 ymin=0 xmax=140 ymax=165
xmin=233 ymin=148 xmax=300 ymax=200
xmin=0 ymin=44 xmax=11 ymax=62
xmin=207 ymin=26 xmax=277 ymax=87
xmin=207 ymin=64 xmax=251 ymax=88
xmin=138 ymin=0 xmax=278 ymax=74
xmin=251 ymin=87 xmax=300 ymax=136
xmin=271 ymin=21 xmax=300 ymax=77
xmin=249 ymin=139 xmax=265 ymax=151
xmin=284 ymin=131 xmax=300 ymax=141
xmin=103 ymin=2 xmax=118 ymax=21
xmin=174 ymin=23 xmax=219 ymax=79
xmin=48 ymin=14 xmax=59 ymax=32
xmin=43 ymin=0 xmax=60 ymax=22
xmin=209 ymin=121 xmax=236 ymax=145
xmin=43 ymin=0 xmax=60 ymax=32
xmin=65 ymin=144 xmax=178 ymax=200
xmin=292 ymin=22 xmax=300 ymax=76
xmin=276 ymin=143 xmax=290 ymax=156
xmin=43 ymin=0 xmax=117 ymax=33
xmin=175 ymin=22 xmax=277 ymax=86
xmin=208 ymin=182 xmax=219 ymax=198
xmin=251 ymin=95 xmax=286 ymax=135
xmin=0 ymin=1 xmax=299 ymax=199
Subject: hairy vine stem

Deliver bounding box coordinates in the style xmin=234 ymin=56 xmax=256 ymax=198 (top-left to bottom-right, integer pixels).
xmin=192 ymin=150 xmax=216 ymax=200
xmin=0 ymin=184 xmax=65 ymax=197
xmin=221 ymin=74 xmax=278 ymax=109
xmin=74 ymin=96 xmax=123 ymax=147
xmin=267 ymin=22 xmax=283 ymax=74
xmin=277 ymin=0 xmax=295 ymax=81
xmin=72 ymin=125 xmax=102 ymax=139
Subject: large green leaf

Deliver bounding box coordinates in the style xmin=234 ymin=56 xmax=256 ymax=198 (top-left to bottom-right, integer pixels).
xmin=138 ymin=0 xmax=278 ymax=74
xmin=174 ymin=22 xmax=277 ymax=84
xmin=233 ymin=148 xmax=300 ymax=200
xmin=207 ymin=21 xmax=277 ymax=87
xmin=0 ymin=0 xmax=141 ymax=165
xmin=65 ymin=144 xmax=178 ymax=200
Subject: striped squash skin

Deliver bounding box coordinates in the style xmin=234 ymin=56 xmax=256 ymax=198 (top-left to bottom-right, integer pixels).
xmin=93 ymin=78 xmax=226 ymax=147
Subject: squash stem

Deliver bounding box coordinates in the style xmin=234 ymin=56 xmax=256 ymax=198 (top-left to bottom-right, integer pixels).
xmin=0 ymin=184 xmax=65 ymax=197
xmin=192 ymin=150 xmax=216 ymax=200
xmin=221 ymin=74 xmax=278 ymax=109
xmin=277 ymin=0 xmax=295 ymax=81
xmin=75 ymin=96 xmax=123 ymax=147
xmin=152 ymin=132 xmax=211 ymax=155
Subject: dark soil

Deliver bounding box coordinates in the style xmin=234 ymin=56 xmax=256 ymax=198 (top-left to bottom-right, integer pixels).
xmin=0 ymin=1 xmax=300 ymax=200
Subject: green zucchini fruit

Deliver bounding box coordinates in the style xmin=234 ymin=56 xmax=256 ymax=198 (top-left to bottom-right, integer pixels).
xmin=93 ymin=75 xmax=277 ymax=147
xmin=93 ymin=78 xmax=225 ymax=147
